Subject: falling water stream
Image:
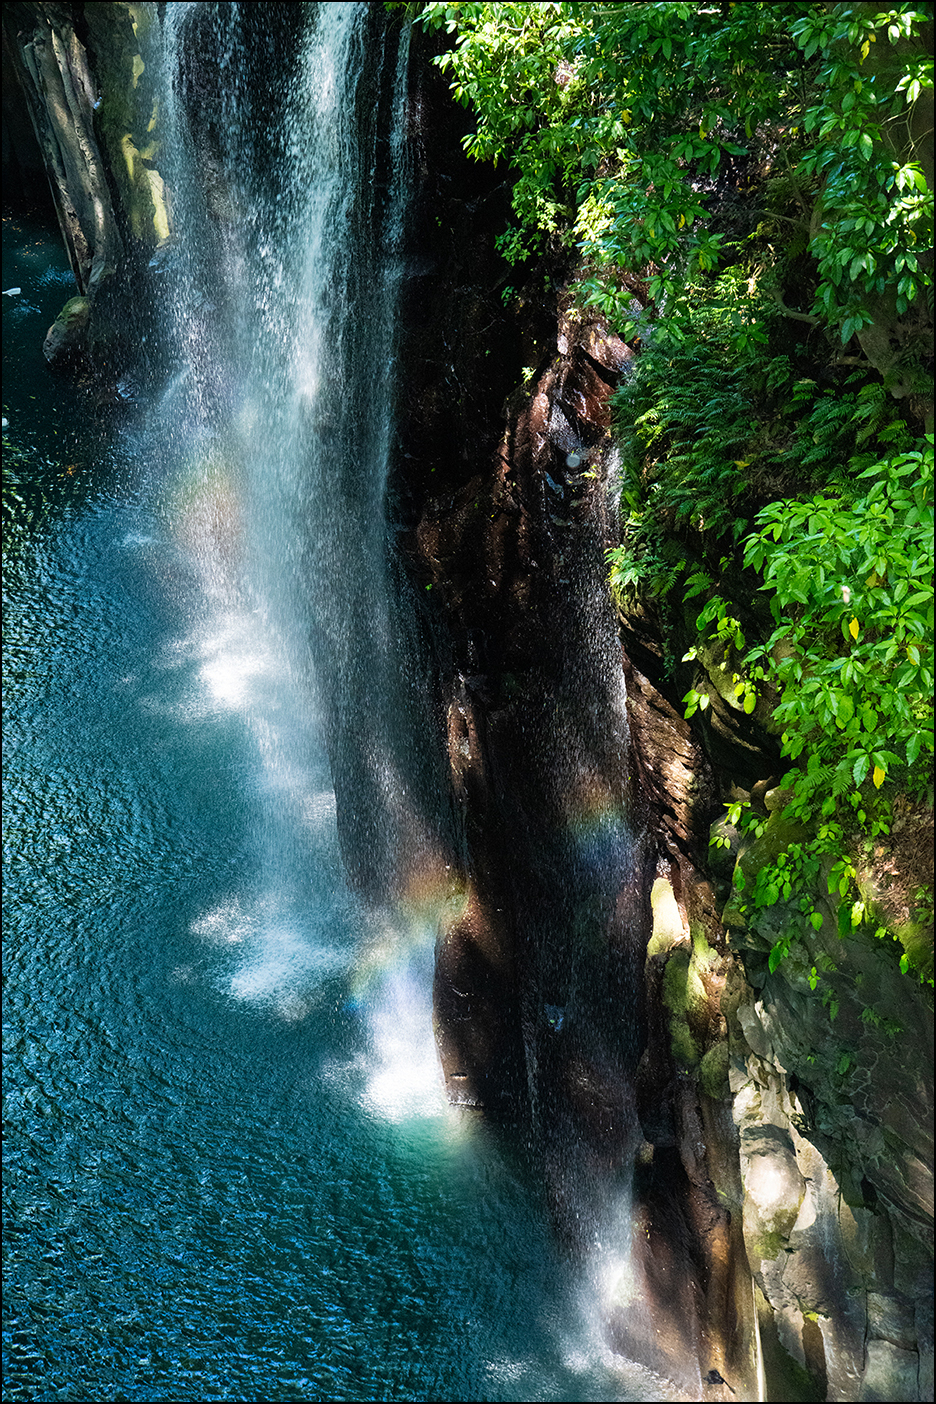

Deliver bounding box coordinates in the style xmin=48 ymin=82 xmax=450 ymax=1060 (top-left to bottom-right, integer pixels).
xmin=3 ymin=4 xmax=682 ymax=1400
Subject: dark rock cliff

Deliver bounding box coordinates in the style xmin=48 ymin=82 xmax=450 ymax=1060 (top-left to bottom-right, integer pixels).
xmin=391 ymin=19 xmax=933 ymax=1403
xmin=391 ymin=21 xmax=761 ymax=1399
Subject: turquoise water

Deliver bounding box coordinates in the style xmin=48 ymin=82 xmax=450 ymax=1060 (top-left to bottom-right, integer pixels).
xmin=2 ymin=221 xmax=673 ymax=1403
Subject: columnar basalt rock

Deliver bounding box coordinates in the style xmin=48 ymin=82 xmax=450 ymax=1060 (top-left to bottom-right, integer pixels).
xmin=3 ymin=2 xmax=122 ymax=298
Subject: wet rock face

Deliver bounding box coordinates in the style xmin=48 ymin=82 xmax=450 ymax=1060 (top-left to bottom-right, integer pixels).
xmin=398 ymin=27 xmax=652 ymax=1162
xmin=42 ymin=293 xmax=90 ymax=368
xmin=414 ymin=300 xmax=761 ymax=1390
xmin=396 ymin=29 xmax=763 ymax=1398
xmin=417 ymin=300 xmax=651 ymax=1138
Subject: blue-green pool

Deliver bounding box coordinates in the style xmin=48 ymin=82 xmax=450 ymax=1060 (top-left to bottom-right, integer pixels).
xmin=3 ymin=217 xmax=672 ymax=1403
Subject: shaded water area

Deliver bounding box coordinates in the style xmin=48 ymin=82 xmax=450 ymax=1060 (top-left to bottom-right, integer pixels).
xmin=2 ymin=3 xmax=687 ymax=1400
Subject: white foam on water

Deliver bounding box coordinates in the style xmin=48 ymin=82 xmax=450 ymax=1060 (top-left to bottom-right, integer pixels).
xmin=361 ymin=955 xmax=448 ymax=1124
xmin=191 ymin=896 xmax=253 ymax=946
xmin=191 ymin=893 xmax=349 ymax=1018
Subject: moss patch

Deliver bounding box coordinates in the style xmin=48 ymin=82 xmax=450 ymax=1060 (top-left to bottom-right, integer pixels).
xmin=699 ymin=1039 xmax=730 ymax=1099
xmin=662 ymin=945 xmax=708 ymax=1068
xmin=55 ymin=296 xmax=91 ymax=329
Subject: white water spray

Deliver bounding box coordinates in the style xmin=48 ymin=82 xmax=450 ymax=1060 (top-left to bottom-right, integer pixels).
xmin=141 ymin=2 xmax=441 ymax=1019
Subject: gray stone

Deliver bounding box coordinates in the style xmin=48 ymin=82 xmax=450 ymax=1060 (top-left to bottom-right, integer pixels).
xmin=42 ymin=295 xmax=90 ymax=367
xmin=858 ymin=1340 xmax=920 ymax=1401
xmin=741 ymin=1126 xmax=806 ymax=1253
xmin=736 ymin=999 xmax=775 ymax=1063
xmin=817 ymin=1309 xmax=864 ymax=1403
xmin=868 ymin=1292 xmax=917 ymax=1350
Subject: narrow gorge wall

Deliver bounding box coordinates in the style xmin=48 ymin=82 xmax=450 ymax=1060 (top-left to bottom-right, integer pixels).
xmin=393 ymin=21 xmax=933 ymax=1402
xmin=2 ymin=2 xmax=172 ymax=382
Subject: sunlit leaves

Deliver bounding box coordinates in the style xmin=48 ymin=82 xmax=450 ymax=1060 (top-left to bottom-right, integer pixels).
xmin=741 ymin=436 xmax=934 ymax=821
xmin=420 ymin=1 xmax=933 ymax=356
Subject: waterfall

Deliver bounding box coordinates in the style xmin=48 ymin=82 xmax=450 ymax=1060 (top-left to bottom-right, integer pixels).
xmin=111 ymin=0 xmax=673 ymax=1384
xmin=141 ymin=2 xmax=674 ymax=1379
xmin=146 ymin=0 xmax=449 ymax=924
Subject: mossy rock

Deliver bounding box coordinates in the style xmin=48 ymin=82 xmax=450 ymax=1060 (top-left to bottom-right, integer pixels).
xmin=699 ymin=1039 xmax=730 ymax=1099
xmin=647 ymin=875 xmax=684 ymax=956
xmin=662 ymin=946 xmax=705 ymax=1068
xmin=737 ymin=812 xmax=809 ymax=885
xmin=43 ymin=297 xmax=92 ymax=366
xmin=892 ymin=919 xmax=934 ymax=980
xmin=669 ymin=1016 xmax=700 ymax=1070
xmin=56 ymin=296 xmax=91 ymax=329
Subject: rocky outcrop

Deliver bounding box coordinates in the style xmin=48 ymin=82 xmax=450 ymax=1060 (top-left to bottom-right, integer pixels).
xmin=721 ymin=816 xmax=934 ymax=1401
xmin=40 ymin=291 xmax=89 ymax=368
xmin=624 ymin=621 xmax=934 ymax=1402
xmin=2 ymin=1 xmax=167 ymax=376
xmin=391 ymin=20 xmax=934 ymax=1401
xmin=393 ymin=36 xmax=762 ymax=1395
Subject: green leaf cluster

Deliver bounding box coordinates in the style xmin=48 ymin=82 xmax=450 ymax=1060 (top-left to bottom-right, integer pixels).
xmin=606 ymin=289 xmax=916 ymax=597
xmin=414 ymin=2 xmax=934 ymax=990
xmin=418 ymin=2 xmax=933 ymax=372
xmin=744 ymin=437 xmax=935 ymax=801
xmin=714 ymin=436 xmax=934 ymax=984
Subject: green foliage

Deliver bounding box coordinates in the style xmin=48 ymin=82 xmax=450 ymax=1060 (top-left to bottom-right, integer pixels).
xmin=418 ymin=1 xmax=933 ymax=367
xmin=419 ymin=2 xmax=594 ymax=260
xmin=416 ymin=2 xmax=934 ymax=992
xmin=711 ymin=437 xmax=934 ymax=986
xmin=791 ymin=6 xmax=934 ymax=339
xmin=744 ymin=436 xmax=935 ymax=806
xmin=682 ymin=593 xmax=764 ymax=719
xmin=605 ymin=290 xmax=917 ymax=607
xmin=606 ymin=536 xmax=684 ymax=607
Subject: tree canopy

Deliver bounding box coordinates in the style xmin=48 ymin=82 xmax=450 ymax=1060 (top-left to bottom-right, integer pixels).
xmin=420 ymin=1 xmax=933 ymax=408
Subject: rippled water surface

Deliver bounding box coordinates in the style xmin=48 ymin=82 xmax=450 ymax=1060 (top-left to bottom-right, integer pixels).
xmin=2 ymin=220 xmax=673 ymax=1402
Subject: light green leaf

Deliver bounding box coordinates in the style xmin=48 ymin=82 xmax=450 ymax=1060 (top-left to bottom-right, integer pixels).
xmin=768 ymin=938 xmax=789 ymax=974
